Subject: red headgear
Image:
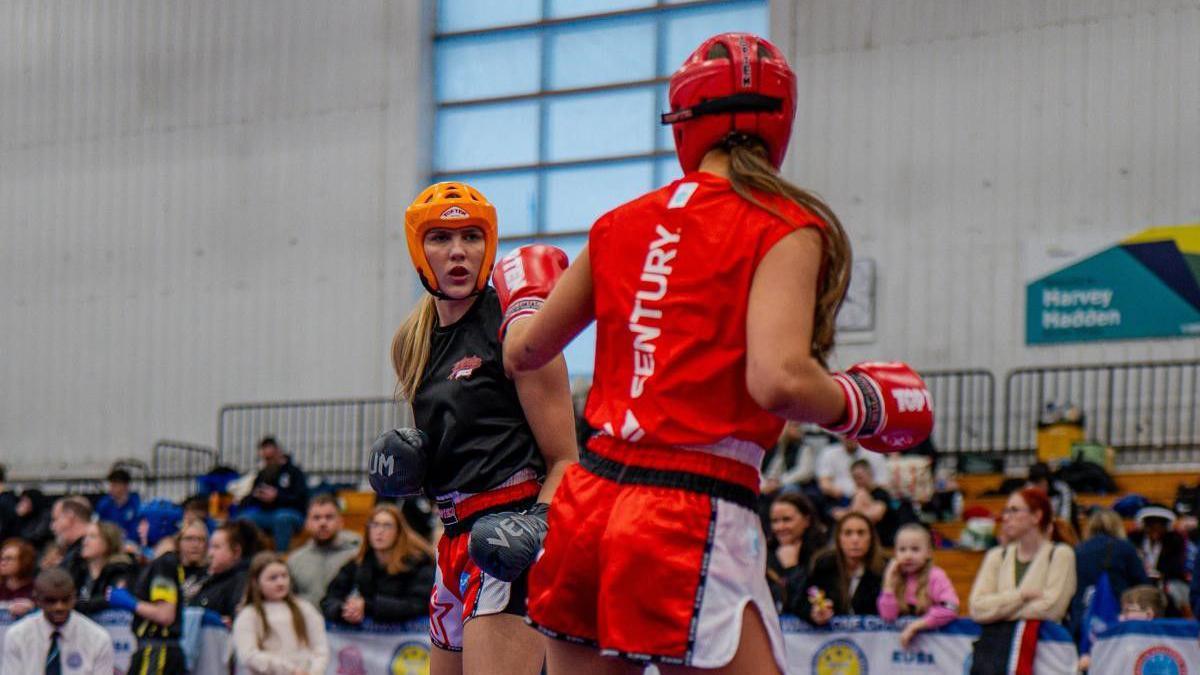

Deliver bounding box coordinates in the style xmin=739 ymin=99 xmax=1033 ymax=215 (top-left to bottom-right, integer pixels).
xmin=662 ymin=33 xmax=797 ymax=174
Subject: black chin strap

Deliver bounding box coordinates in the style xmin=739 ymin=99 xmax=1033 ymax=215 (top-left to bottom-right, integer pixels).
xmin=660 ymin=93 xmax=783 ymax=125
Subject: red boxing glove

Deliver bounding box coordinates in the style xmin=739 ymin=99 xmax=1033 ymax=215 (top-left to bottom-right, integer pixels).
xmin=492 ymin=244 xmax=569 ymax=339
xmin=824 ymin=362 xmax=933 ymax=453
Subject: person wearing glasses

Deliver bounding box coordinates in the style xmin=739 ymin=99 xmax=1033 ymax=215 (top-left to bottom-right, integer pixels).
xmin=969 ymin=487 xmax=1077 ymax=624
xmin=320 ymin=504 xmax=434 ymax=626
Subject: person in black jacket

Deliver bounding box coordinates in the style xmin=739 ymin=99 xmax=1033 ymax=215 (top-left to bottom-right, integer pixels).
xmin=321 ymin=504 xmax=434 ymax=625
xmin=1129 ymin=506 xmax=1190 ymax=616
xmin=799 ymin=512 xmax=886 ymax=624
xmin=189 ymin=520 xmax=262 ymax=624
xmin=766 ymin=492 xmax=827 ymax=615
xmin=237 ymin=436 xmax=309 ymax=551
xmin=13 ymin=489 xmax=54 ymax=549
xmin=75 ymin=521 xmax=137 ymax=616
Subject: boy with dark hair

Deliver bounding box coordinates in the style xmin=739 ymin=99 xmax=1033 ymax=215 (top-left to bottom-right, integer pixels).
xmin=96 ymin=467 xmax=142 ymax=541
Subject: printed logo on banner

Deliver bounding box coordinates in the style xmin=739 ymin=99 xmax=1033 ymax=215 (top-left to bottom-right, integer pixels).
xmin=1134 ymin=645 xmax=1187 ymax=675
xmin=391 ymin=640 xmax=431 ymax=675
xmin=891 ymin=648 xmax=937 ymax=668
xmin=813 ymin=638 xmax=868 ymax=675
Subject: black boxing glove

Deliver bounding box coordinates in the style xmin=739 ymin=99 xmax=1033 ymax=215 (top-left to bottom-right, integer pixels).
xmin=367 ymin=428 xmax=428 ymax=497
xmin=468 ymin=502 xmax=550 ymax=582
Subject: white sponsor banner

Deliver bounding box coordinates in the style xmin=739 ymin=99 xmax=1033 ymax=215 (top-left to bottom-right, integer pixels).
xmin=778 ymin=615 xmax=1079 ymax=674
xmin=6 ymin=610 xmax=1105 ymax=674
xmin=1090 ymin=619 xmax=1200 ymax=675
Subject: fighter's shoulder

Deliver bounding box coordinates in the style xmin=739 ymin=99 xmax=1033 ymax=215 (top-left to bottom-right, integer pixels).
xmin=752 ymin=190 xmax=826 ymax=231
xmin=593 ymin=184 xmax=676 ymax=233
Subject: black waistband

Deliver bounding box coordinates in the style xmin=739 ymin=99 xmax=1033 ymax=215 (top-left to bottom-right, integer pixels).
xmin=441 ymin=497 xmax=538 ymax=538
xmin=579 ymin=449 xmax=758 ymax=510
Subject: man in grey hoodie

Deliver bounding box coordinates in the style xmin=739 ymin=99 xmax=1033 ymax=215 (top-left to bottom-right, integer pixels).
xmin=287 ymin=494 xmax=362 ymax=607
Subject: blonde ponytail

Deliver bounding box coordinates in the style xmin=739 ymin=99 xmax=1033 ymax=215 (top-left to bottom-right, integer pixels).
xmin=391 ymin=296 xmax=438 ymax=401
xmin=724 ymin=138 xmax=852 ymax=367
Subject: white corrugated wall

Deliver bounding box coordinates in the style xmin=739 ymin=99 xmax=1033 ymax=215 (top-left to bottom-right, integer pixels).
xmin=772 ymin=0 xmax=1200 ymax=372
xmin=0 ymin=1 xmax=430 ymax=475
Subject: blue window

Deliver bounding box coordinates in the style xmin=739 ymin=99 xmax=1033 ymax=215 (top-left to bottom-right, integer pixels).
xmin=433 ymin=0 xmax=768 ymax=375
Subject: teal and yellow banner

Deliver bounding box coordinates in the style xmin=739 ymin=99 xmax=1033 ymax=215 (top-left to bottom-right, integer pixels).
xmin=1026 ymin=224 xmax=1200 ymax=344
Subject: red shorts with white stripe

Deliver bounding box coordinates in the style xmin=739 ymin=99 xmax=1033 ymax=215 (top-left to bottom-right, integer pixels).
xmin=428 ymin=471 xmax=540 ymax=652
xmin=526 ymin=436 xmax=786 ymax=669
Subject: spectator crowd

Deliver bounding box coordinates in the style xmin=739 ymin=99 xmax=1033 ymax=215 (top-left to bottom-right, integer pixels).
xmin=3 ymin=429 xmax=1200 ymax=673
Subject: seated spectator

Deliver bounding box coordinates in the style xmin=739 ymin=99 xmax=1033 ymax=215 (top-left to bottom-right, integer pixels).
xmin=237 ymin=436 xmax=309 ymax=551
xmin=0 ymin=465 xmax=15 ymax=542
xmin=1129 ymin=505 xmax=1190 ymax=616
xmin=190 ymin=521 xmax=261 ymax=623
xmin=799 ymin=512 xmax=886 ymax=625
xmin=1079 ymin=585 xmax=1170 ymax=672
xmin=767 ymin=493 xmax=826 ymax=614
xmin=1069 ymin=508 xmax=1148 ymax=640
xmin=289 ymin=494 xmax=362 ymax=607
xmin=0 ymin=538 xmax=37 ymax=617
xmin=831 ymin=459 xmax=903 ymax=546
xmin=232 ymin=552 xmax=329 ymax=674
xmin=816 ymin=438 xmax=888 ymax=510
xmin=878 ymin=523 xmax=960 ymax=649
xmin=1120 ymin=584 xmax=1167 ymax=620
xmin=1027 ymin=462 xmax=1079 ymax=537
xmin=13 ymin=489 xmax=53 ymax=548
xmin=176 ymin=519 xmax=210 ymax=603
xmin=39 ymin=541 xmax=65 ymax=571
xmin=135 ymin=498 xmax=183 ymax=560
xmin=95 ymin=468 xmax=142 ymax=542
xmin=321 ymin=504 xmax=434 ymax=625
xmin=52 ymin=496 xmax=93 ymax=582
xmin=1191 ymin=537 xmax=1200 ymax=617
xmin=0 ymin=568 xmax=114 ymax=674
xmin=181 ymin=495 xmax=215 ymax=532
xmin=762 ymin=422 xmax=818 ymax=495
xmin=969 ymin=488 xmax=1076 ymax=624
xmin=75 ymin=521 xmax=136 ymax=616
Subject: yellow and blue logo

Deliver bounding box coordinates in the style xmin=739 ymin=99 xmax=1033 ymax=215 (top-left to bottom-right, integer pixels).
xmin=812 ymin=638 xmax=868 ymax=675
xmin=391 ymin=640 xmax=431 ymax=675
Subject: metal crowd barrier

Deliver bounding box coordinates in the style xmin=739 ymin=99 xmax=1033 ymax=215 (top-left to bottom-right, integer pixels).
xmin=1003 ymin=359 xmax=1200 ymax=466
xmin=216 ymin=397 xmax=411 ymax=479
xmin=919 ymin=369 xmax=996 ymax=457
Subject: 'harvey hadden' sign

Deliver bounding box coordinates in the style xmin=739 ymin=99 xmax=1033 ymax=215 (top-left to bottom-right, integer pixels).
xmin=1026 ymin=224 xmax=1200 ymax=344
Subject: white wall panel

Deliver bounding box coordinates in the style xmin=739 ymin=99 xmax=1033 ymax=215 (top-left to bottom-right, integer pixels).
xmin=0 ymin=1 xmax=429 ymax=475
xmin=774 ymin=0 xmax=1200 ymax=374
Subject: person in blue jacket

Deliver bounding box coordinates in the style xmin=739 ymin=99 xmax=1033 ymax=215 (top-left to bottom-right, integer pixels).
xmin=94 ymin=468 xmax=141 ymax=542
xmin=1070 ymin=508 xmax=1148 ymax=639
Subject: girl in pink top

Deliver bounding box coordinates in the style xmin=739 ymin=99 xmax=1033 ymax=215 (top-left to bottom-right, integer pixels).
xmin=878 ymin=523 xmax=960 ymax=649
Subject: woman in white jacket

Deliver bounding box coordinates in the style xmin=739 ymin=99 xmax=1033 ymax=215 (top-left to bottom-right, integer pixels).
xmin=232 ymin=551 xmax=328 ymax=675
xmin=969 ymin=487 xmax=1077 ymax=623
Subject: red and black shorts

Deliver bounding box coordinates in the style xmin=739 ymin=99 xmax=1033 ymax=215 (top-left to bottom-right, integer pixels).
xmin=428 ymin=469 xmax=540 ymax=652
xmin=526 ymin=435 xmax=787 ymax=669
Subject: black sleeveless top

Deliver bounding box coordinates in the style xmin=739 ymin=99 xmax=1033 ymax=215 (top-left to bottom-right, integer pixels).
xmin=412 ymin=288 xmax=545 ymax=496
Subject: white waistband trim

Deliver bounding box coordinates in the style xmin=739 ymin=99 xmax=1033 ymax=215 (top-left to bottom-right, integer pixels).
xmin=433 ymin=467 xmax=539 ymax=506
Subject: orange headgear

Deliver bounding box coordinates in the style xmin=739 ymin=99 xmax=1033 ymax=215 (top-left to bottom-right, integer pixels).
xmin=404 ymin=182 xmax=498 ymax=298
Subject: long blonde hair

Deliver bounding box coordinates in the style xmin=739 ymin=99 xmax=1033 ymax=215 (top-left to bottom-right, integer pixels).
xmin=724 ymin=138 xmax=852 ymax=366
xmin=359 ymin=504 xmax=435 ymax=575
xmin=391 ymin=295 xmax=438 ymax=401
xmin=888 ymin=523 xmax=934 ymax=616
xmin=244 ymin=552 xmax=309 ymax=648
